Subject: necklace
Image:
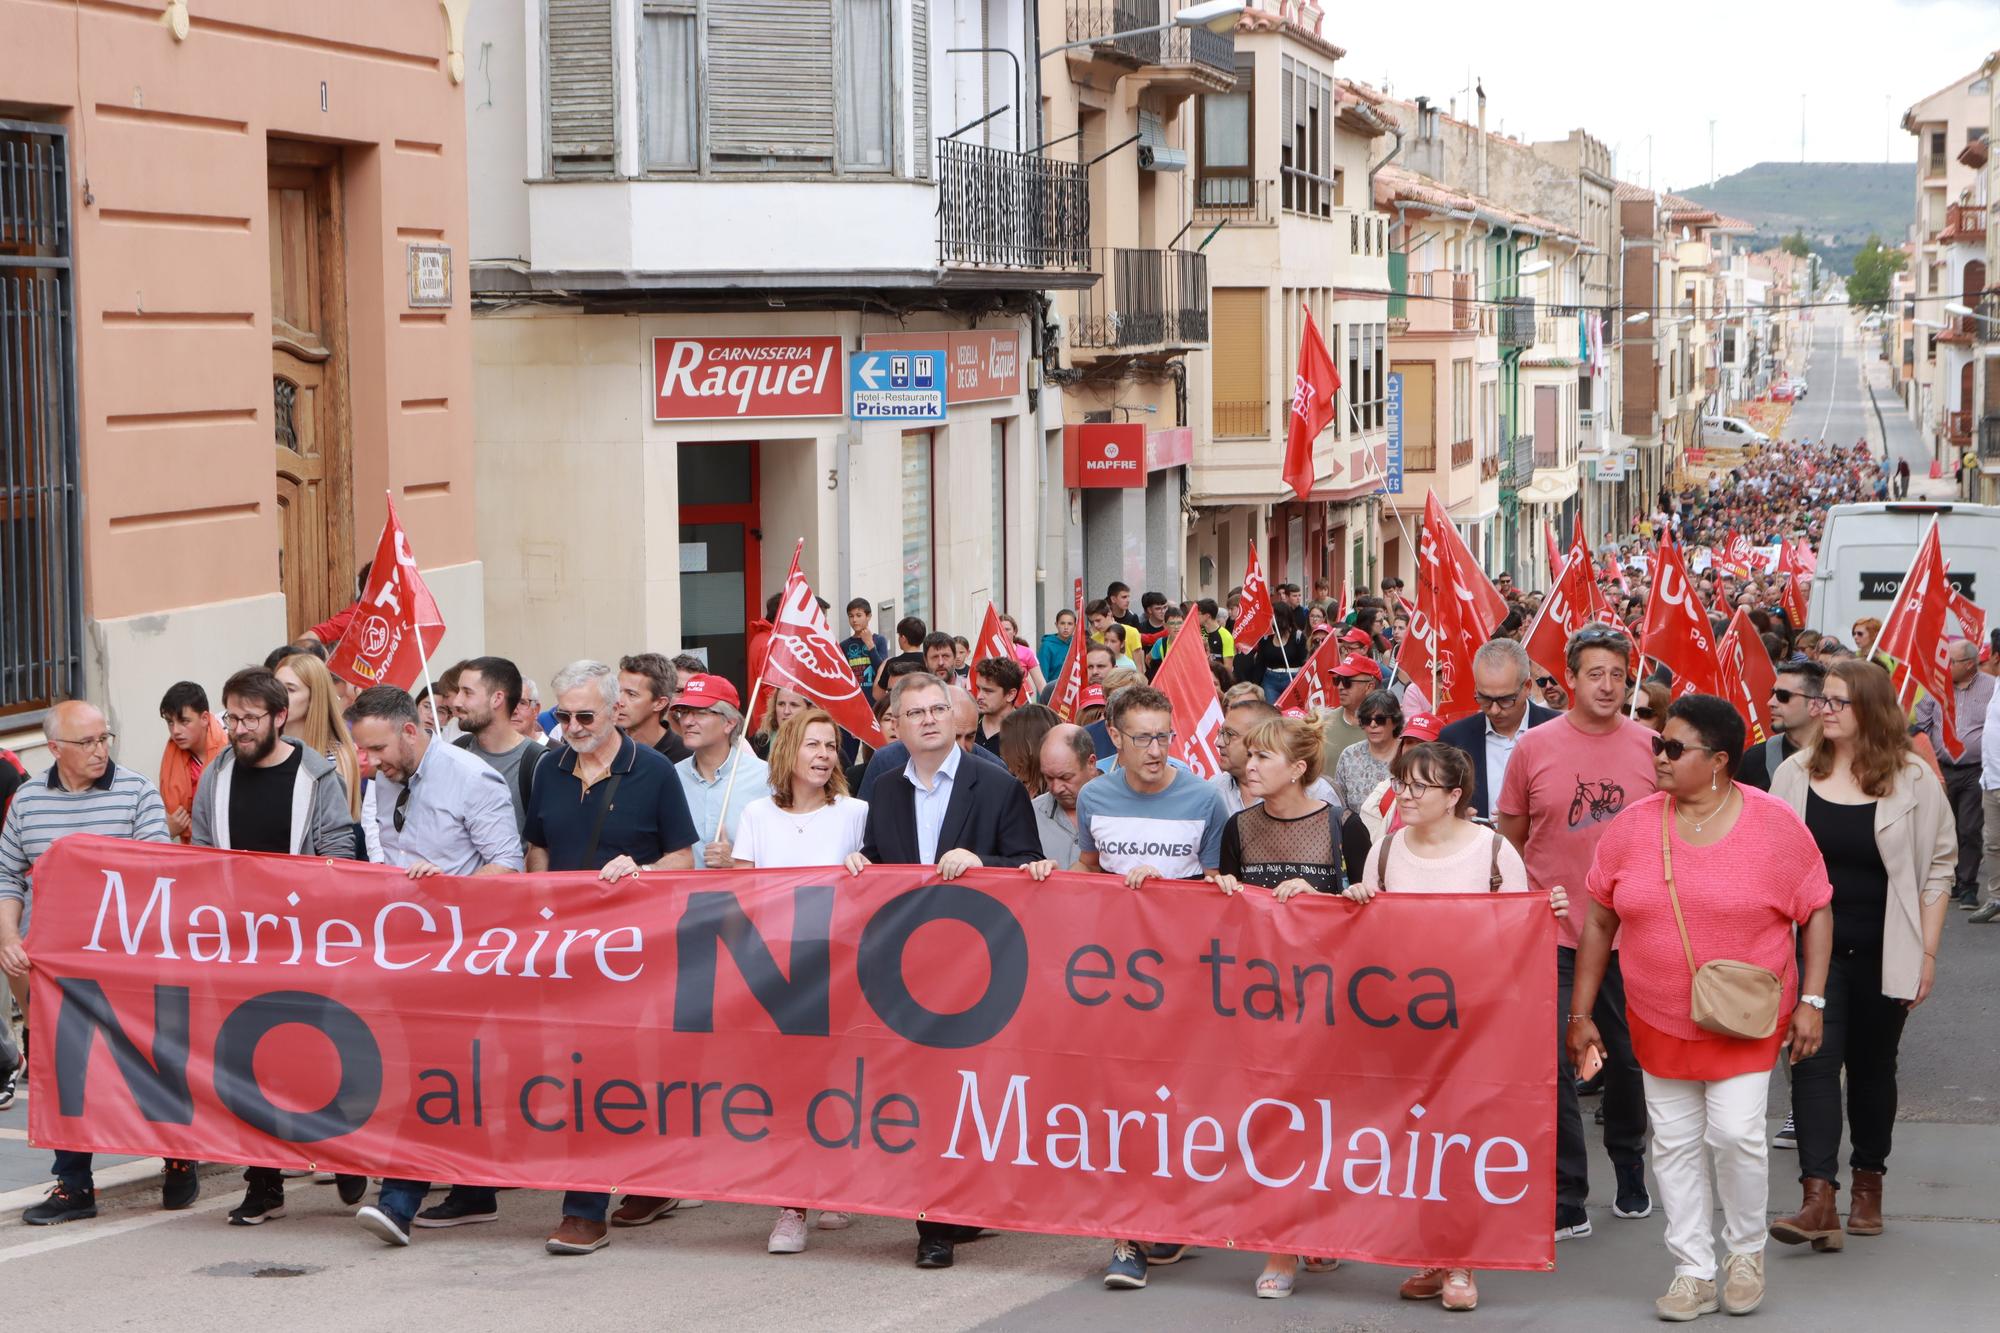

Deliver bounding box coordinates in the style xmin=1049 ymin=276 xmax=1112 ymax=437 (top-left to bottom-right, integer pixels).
xmin=787 ymin=798 xmax=828 ymax=833
xmin=1676 ymin=786 xmax=1736 ymax=835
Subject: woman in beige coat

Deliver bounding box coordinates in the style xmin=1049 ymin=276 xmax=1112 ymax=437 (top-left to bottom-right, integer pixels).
xmin=1768 ymin=659 xmax=1952 ymax=1252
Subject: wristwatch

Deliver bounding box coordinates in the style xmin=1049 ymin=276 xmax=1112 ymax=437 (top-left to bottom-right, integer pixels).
xmin=1798 ymin=993 xmax=1826 ymax=1010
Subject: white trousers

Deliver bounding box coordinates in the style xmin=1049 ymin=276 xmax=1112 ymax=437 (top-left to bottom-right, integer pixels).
xmin=1643 ymin=1068 xmax=1770 ymax=1281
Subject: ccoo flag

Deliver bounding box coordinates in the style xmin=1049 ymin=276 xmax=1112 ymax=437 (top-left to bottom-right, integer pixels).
xmin=327 ymin=498 xmax=446 ymax=694
xmin=1282 ymin=307 xmax=1341 ymax=501
xmin=1048 ymin=579 xmax=1089 ymax=722
xmin=1235 ymin=539 xmax=1276 ymax=649
xmin=1876 ymin=518 xmax=1962 ymax=755
xmin=1154 ymin=616 xmax=1226 ymax=779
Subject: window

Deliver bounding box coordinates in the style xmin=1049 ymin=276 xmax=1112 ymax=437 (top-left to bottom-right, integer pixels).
xmin=1211 ymin=288 xmax=1268 ymax=437
xmin=1279 ymin=57 xmax=1333 ymax=217
xmin=1452 ymin=359 xmax=1472 ymax=445
xmin=633 ymin=0 xmax=905 ymax=175
xmin=1196 ymin=55 xmax=1253 ymax=208
xmin=547 ymin=0 xmax=616 ymax=176
xmin=901 ymin=430 xmax=933 ymax=626
xmin=1370 ymin=324 xmax=1386 ymax=429
xmin=1345 ymin=322 xmax=1360 ymax=435
xmin=1928 ymin=130 xmax=1946 ymax=175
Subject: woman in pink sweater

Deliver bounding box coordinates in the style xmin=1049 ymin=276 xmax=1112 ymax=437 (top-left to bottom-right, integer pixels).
xmin=1570 ymin=694 xmax=1833 ymax=1323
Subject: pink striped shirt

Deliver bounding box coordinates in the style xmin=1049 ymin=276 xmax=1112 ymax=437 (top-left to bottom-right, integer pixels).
xmin=1585 ymin=786 xmax=1831 ymax=1041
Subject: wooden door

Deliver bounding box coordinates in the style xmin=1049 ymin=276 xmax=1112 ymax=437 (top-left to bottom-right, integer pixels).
xmin=269 ymin=142 xmax=353 ymax=640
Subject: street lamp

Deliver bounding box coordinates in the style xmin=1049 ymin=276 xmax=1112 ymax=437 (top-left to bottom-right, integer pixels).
xmin=1625 ymin=311 xmax=1651 ymax=324
xmin=1038 ymin=1 xmax=1248 ymax=59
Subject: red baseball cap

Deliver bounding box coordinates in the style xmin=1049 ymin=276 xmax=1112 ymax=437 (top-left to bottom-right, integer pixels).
xmin=1078 ymin=684 xmax=1108 ymax=710
xmin=1331 ymin=653 xmax=1383 ymax=680
xmin=1339 ymin=627 xmax=1373 ymax=647
xmin=1403 ymin=711 xmax=1444 ymax=743
xmin=670 ymin=673 xmax=741 ymax=711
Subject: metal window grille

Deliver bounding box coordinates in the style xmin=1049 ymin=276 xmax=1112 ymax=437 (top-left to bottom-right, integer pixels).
xmin=0 ymin=120 xmax=84 ymax=726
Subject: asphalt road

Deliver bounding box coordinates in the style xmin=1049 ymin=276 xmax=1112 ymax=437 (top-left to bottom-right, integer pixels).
xmin=1797 ymin=312 xmax=1928 ymax=478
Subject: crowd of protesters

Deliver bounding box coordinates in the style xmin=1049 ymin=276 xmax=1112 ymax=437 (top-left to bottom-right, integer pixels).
xmin=0 ymin=530 xmax=1969 ymax=1322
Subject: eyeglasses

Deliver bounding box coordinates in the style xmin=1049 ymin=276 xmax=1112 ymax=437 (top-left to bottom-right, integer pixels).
xmin=1807 ymin=695 xmax=1852 ymax=715
xmin=1570 ymin=624 xmax=1630 ymax=649
xmin=1475 ymin=687 xmax=1525 ymax=707
xmin=1120 ymin=731 xmax=1174 ymax=751
xmin=1360 ymin=714 xmax=1398 ymax=727
xmin=220 ymin=712 xmax=269 ymax=730
xmin=553 ymin=709 xmax=600 ymax=727
xmin=1215 ymin=727 xmax=1242 ymax=745
xmin=1632 ymin=706 xmax=1657 ymax=720
xmin=1650 ymin=736 xmax=1717 ymax=761
xmin=1770 ymin=688 xmax=1820 ymax=705
xmin=900 ymin=703 xmax=951 ymax=722
xmin=1389 ymin=777 xmax=1438 ymax=798
xmin=1535 ymin=676 xmax=1558 ymax=688
xmin=51 ymin=732 xmax=115 ymax=750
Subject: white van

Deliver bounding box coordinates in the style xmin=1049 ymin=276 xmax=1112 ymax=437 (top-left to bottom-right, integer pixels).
xmin=1807 ymin=502 xmax=2000 ymax=640
xmin=1702 ymin=416 xmax=1771 ymax=446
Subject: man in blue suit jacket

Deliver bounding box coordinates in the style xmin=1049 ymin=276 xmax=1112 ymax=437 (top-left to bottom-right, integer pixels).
xmin=843 ymin=672 xmax=1048 ymax=1272
xmin=1436 ymin=639 xmax=1561 ymax=820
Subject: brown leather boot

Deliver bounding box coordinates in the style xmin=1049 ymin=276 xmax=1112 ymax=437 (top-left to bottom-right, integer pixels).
xmin=1768 ymin=1177 xmax=1845 ymax=1251
xmin=1847 ymin=1169 xmax=1884 ymax=1236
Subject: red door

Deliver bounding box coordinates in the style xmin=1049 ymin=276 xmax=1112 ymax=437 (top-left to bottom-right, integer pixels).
xmin=678 ymin=442 xmax=762 ymax=692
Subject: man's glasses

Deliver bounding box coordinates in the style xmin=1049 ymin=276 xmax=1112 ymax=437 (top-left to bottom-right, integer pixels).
xmin=1535 ymin=676 xmax=1558 ymax=688
xmin=1475 ymin=687 xmax=1525 ymax=707
xmin=1651 ymin=736 xmax=1716 ymax=761
xmin=220 ymin=712 xmax=269 ymax=731
xmin=553 ymin=709 xmax=600 ymax=727
xmin=51 ymin=733 xmax=114 ymax=751
xmin=1770 ymin=688 xmax=1820 ymax=705
xmin=1120 ymin=731 xmax=1174 ymax=751
xmin=900 ymin=704 xmax=951 ymax=722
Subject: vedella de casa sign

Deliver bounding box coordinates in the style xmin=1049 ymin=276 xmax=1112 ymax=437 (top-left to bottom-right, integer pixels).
xmin=654 ymin=336 xmax=843 ymax=420
xmin=32 ymin=837 xmax=1554 ymax=1270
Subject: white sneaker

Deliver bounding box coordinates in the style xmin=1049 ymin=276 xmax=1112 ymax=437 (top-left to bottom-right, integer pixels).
xmin=814 ymin=1210 xmax=852 ymax=1230
xmin=768 ymin=1208 xmax=809 ymax=1254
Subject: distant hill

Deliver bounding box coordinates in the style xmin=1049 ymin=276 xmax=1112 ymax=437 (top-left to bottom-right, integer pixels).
xmin=1675 ymin=162 xmax=1913 ymax=274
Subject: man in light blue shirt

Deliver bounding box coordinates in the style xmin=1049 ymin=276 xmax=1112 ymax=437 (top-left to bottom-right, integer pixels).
xmin=350 ymin=687 xmax=522 ymax=878
xmin=670 ymin=673 xmax=769 ymax=867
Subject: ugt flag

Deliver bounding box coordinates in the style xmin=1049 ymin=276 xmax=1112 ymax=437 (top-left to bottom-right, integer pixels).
xmin=327 ymin=497 xmax=446 ymax=693
xmin=762 ymin=541 xmax=886 ymax=748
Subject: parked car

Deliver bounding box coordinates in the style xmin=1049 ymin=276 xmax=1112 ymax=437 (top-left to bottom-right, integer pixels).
xmin=1701 ymin=415 xmax=1771 ymax=446
xmin=1770 ymin=382 xmax=1797 ymax=402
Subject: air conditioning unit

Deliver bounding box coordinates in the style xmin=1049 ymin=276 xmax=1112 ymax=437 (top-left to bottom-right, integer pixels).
xmin=1138 ymin=144 xmax=1187 ymax=172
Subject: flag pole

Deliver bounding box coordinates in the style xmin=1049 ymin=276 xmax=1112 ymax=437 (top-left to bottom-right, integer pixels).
xmin=713 ymin=539 xmax=799 ymax=850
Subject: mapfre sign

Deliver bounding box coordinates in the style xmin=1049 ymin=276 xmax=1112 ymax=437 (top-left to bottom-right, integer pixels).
xmin=1062 ymin=423 xmax=1147 ymax=489
xmin=654 ymin=336 xmax=844 ymax=420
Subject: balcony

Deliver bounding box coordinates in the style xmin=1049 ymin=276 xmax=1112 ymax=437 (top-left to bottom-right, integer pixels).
xmin=1064 ymin=1 xmax=1235 ymax=94
xmin=1981 ymin=416 xmax=2000 ymax=460
xmin=1949 ymin=410 xmax=1974 ymax=447
xmin=1507 ymin=433 xmax=1535 ymax=489
xmin=1938 ymin=314 xmax=1977 ymax=346
xmin=1070 ymin=247 xmax=1209 ymax=351
xmin=1452 ymin=437 xmax=1474 ymax=469
xmin=937 ymin=139 xmax=1093 ymax=281
xmin=1405 ymin=439 xmax=1438 ymax=472
xmin=1195 ymin=177 xmax=1274 ymax=226
xmin=1939 ymin=201 xmax=1986 ymax=246
xmin=1399 ymin=269 xmax=1480 ymax=336
xmin=1499 ymin=296 xmax=1535 ymax=349
xmin=1214 ymin=399 xmax=1269 ymax=438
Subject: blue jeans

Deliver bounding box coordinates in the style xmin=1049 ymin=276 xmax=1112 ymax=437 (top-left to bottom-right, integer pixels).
xmin=53 ymin=1149 xmax=193 ymax=1194
xmin=563 ymin=1190 xmax=609 ymax=1223
xmin=1262 ymin=671 xmax=1295 ymax=705
xmin=375 ymin=1181 xmax=496 ymax=1225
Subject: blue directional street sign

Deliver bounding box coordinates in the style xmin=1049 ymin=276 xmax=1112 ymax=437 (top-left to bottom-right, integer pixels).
xmin=849 ymin=348 xmax=945 ymax=421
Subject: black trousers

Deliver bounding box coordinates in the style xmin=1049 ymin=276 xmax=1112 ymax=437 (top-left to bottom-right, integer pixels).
xmin=1556 ymin=947 xmax=1648 ymax=1210
xmin=1793 ymin=948 xmax=1909 ymax=1183
xmin=1939 ymin=761 xmax=1982 ymax=899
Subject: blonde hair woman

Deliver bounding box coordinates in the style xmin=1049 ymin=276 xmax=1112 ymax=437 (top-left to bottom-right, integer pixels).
xmin=1211 ymin=713 xmax=1346 ymax=1300
xmin=731 ymin=708 xmax=870 ymax=1255
xmin=275 ymin=651 xmax=362 ymax=818
xmin=750 ymin=685 xmax=808 ymax=760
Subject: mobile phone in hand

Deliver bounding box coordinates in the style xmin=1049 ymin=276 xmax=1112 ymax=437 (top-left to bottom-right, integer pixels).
xmin=1578 ymin=1044 xmax=1604 ymax=1082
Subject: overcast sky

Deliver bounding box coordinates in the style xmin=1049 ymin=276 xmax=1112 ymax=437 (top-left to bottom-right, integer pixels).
xmin=1323 ymin=0 xmax=1999 ymax=191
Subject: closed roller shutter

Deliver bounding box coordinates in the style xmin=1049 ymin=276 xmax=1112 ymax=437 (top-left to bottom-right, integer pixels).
xmin=547 ymin=0 xmax=615 ymax=176
xmin=1211 ymin=287 xmax=1267 ymax=438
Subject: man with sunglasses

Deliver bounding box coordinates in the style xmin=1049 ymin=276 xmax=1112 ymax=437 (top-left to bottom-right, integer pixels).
xmin=1438 ymin=638 xmax=1560 ymax=821
xmin=348 ymin=686 xmax=522 ymax=1250
xmin=1736 ymin=657 xmax=1824 ymax=792
xmin=1 ymin=700 xmax=190 ymax=1225
xmin=1496 ymin=623 xmax=1658 ymax=1242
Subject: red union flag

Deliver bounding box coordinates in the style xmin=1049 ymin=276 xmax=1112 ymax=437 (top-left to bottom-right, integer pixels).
xmin=1522 ymin=531 xmax=1617 ymax=679
xmin=1779 ymin=540 xmax=1811 ymax=632
xmin=327 ymin=498 xmax=446 ymax=693
xmin=1283 ymin=307 xmax=1340 ymax=500
xmin=1877 ymin=518 xmax=1961 ymax=754
xmin=1049 ymin=579 xmax=1089 ymax=722
xmin=1236 ymin=540 xmax=1275 ymax=648
xmin=1276 ymin=627 xmax=1346 ymax=714
xmin=1155 ymin=617 xmax=1225 ymax=778
xmin=1418 ymin=492 xmax=1506 ymax=721
xmin=1949 ymin=581 xmax=1986 ymax=650
xmin=30 ymin=836 xmax=1556 ymax=1270
xmin=1716 ymin=608 xmax=1778 ymax=742
xmin=762 ymin=542 xmax=885 ymax=748
xmin=973 ymin=602 xmax=1032 ymax=707
xmin=1640 ymin=542 xmax=1726 ymax=701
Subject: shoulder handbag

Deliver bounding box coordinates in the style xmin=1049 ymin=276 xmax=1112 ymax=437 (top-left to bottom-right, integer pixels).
xmin=1660 ymin=800 xmax=1782 ymax=1039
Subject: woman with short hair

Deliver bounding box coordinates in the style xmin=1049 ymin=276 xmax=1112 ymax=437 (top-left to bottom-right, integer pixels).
xmin=1571 ymin=694 xmax=1833 ymax=1321
xmin=732 ymin=708 xmax=870 ymax=1254
xmin=1768 ymin=660 xmax=1951 ymax=1252
xmin=1332 ymin=688 xmax=1401 ymax=811
xmin=1340 ymin=740 xmax=1555 ymax=1312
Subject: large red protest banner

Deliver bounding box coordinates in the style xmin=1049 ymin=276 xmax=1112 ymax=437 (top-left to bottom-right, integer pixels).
xmin=30 ymin=838 xmax=1554 ymax=1271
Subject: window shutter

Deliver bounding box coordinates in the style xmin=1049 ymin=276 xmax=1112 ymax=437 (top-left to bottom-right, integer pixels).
xmin=912 ymin=0 xmax=930 ymax=178
xmin=546 ymin=0 xmax=616 ymax=176
xmin=709 ymin=1 xmax=836 ymax=162
xmin=1211 ymin=288 xmax=1267 ymax=436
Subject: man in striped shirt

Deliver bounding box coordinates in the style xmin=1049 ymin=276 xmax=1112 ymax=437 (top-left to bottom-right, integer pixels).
xmin=0 ymin=700 xmax=197 ymax=1225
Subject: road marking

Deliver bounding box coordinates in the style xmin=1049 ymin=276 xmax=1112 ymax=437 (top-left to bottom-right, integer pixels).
xmin=0 ymin=1127 xmax=26 ymax=1141
xmin=1819 ymin=322 xmax=1840 ymax=442
xmin=0 ymin=1191 xmax=234 ymax=1266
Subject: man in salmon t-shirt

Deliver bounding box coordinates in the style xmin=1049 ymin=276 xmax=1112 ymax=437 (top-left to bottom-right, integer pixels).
xmin=1498 ymin=622 xmax=1659 ymax=1242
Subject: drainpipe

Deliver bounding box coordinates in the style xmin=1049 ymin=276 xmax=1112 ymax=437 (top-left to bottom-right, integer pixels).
xmin=1368 ymin=124 xmax=1404 ymax=192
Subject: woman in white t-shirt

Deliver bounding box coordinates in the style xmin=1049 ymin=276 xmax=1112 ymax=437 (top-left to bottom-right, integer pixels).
xmin=730 ymin=708 xmax=869 ymax=1255
xmin=1344 ymin=740 xmax=1564 ymax=1314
